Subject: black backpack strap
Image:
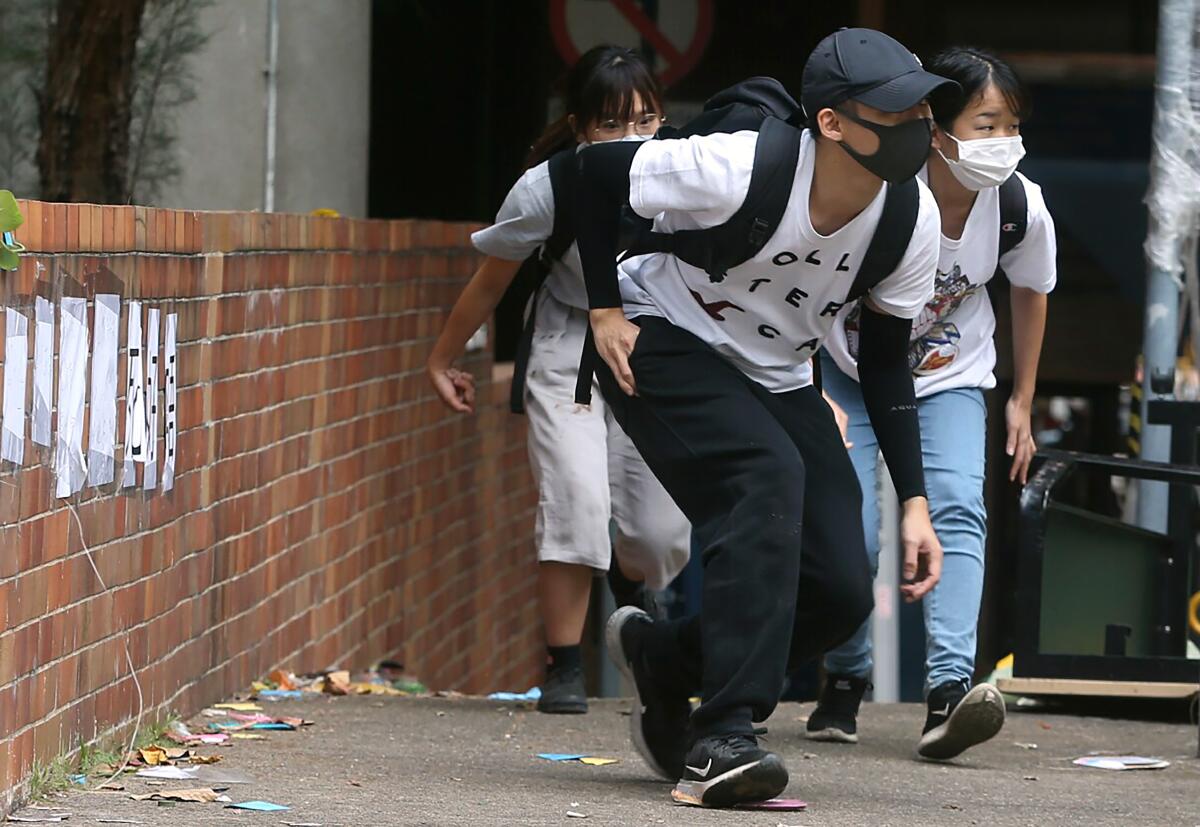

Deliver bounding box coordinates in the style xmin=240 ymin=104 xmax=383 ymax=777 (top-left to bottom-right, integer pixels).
xmin=993 ymin=174 xmax=1027 ymax=280
xmin=845 ymin=177 xmax=920 ymax=303
xmin=510 ymin=149 xmax=578 ymax=414
xmin=643 ymin=117 xmax=803 ymax=283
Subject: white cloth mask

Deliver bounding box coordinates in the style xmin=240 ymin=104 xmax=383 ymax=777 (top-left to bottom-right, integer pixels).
xmin=939 ymin=134 xmax=1025 ymax=190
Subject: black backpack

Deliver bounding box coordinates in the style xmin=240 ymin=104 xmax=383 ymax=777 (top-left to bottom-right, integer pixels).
xmin=505 ymin=148 xmax=577 ymax=414
xmin=994 ymin=172 xmax=1028 ymax=277
xmin=574 ymin=76 xmax=921 ymax=403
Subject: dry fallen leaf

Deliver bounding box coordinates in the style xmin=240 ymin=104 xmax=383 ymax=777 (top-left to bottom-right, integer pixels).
xmin=137 ymin=746 xmax=169 ymax=766
xmin=188 ymin=755 xmax=222 ymax=765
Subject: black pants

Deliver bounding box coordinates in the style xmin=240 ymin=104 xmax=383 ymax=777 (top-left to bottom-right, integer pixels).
xmin=597 ymin=317 xmax=874 ymax=740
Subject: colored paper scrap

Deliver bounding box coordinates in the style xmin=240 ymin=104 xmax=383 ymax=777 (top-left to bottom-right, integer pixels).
xmin=213 ymin=702 xmax=262 ymax=712
xmin=257 ymin=690 xmax=304 ymax=701
xmin=129 ymin=787 xmax=221 ymax=803
xmin=135 ymin=766 xmax=197 ymax=780
xmin=225 ymin=801 xmax=289 ymax=812
xmin=536 ymin=754 xmax=587 ymax=762
xmin=578 ymin=757 xmax=619 ymax=766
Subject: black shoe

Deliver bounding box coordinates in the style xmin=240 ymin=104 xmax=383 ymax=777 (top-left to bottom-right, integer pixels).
xmin=671 ymin=731 xmax=789 ymax=808
xmin=536 ymin=664 xmax=588 ymax=715
xmin=917 ymin=680 xmax=1005 ymax=760
xmin=605 ymin=606 xmax=691 ymax=780
xmin=606 ymin=566 xmax=665 ymax=619
xmin=805 ymin=674 xmax=870 ymax=744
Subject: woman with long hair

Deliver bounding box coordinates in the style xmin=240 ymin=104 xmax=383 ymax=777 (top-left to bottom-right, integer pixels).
xmin=813 ymin=46 xmax=1056 ymax=760
xmin=426 ymin=46 xmax=690 ymax=715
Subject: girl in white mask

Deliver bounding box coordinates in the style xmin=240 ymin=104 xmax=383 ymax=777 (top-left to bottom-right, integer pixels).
xmin=427 ymin=46 xmax=690 ymax=715
xmin=813 ymin=47 xmax=1057 ymax=760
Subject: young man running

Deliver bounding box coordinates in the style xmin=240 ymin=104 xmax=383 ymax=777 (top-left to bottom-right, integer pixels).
xmin=575 ymin=29 xmax=956 ymax=808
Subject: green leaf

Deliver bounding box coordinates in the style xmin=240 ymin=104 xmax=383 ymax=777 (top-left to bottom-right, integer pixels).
xmin=0 ymin=190 xmax=23 ymax=234
xmin=0 ymin=247 xmax=19 ymax=272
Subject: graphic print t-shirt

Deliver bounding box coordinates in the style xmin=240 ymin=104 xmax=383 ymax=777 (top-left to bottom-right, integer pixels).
xmin=470 ymin=158 xmax=589 ymax=310
xmin=824 ymin=170 xmax=1057 ymax=397
xmin=617 ymin=129 xmax=940 ymax=392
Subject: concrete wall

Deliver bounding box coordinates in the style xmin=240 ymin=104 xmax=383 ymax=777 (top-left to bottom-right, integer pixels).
xmin=157 ymin=0 xmax=370 ymax=217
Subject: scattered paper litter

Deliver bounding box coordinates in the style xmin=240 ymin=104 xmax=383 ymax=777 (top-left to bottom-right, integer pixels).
xmin=213 ymin=703 xmax=262 ymax=712
xmin=566 ymin=812 xmax=588 ymax=819
xmin=225 ymin=801 xmax=289 ymax=812
xmin=536 ymin=754 xmax=587 ymax=762
xmin=733 ymin=799 xmax=808 ymax=811
xmin=231 ymin=733 xmax=267 ymax=741
xmin=96 ymin=820 xmax=143 ymax=824
xmin=135 ymin=766 xmax=197 ymax=781
xmin=1014 ymin=742 xmax=1039 ymax=750
xmin=257 ymin=690 xmax=304 ymax=701
xmin=137 ymin=746 xmax=169 ymax=766
xmin=282 ymin=822 xmax=322 ymax=827
xmin=1072 ymin=755 xmax=1170 ymax=771
xmin=128 ymin=788 xmax=221 ymax=803
xmin=578 ymin=757 xmax=619 ymax=766
xmin=6 ymin=815 xmax=70 ymax=823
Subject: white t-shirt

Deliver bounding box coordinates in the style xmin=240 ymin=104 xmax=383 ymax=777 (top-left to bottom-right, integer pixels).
xmin=617 ymin=130 xmax=940 ymax=392
xmin=470 ymin=158 xmax=590 ymax=310
xmin=824 ymin=170 xmax=1057 ymax=397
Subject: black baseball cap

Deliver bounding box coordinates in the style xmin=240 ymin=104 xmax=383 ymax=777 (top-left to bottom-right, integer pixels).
xmin=801 ymin=28 xmax=959 ymax=119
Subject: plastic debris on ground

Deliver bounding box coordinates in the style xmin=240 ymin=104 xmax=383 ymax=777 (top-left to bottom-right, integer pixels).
xmin=68 ymin=774 xmax=87 ymax=785
xmin=225 ymin=801 xmax=289 ymax=812
xmin=536 ymin=754 xmax=619 ymax=765
xmin=1072 ymin=755 xmax=1171 ymax=771
xmin=489 ymin=687 xmax=541 ymax=702
xmin=1014 ymin=742 xmax=1039 ymax=750
xmin=257 ymin=690 xmax=305 ymax=701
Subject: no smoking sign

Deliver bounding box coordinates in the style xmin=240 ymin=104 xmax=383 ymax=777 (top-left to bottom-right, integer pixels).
xmin=550 ymin=0 xmax=714 ymax=87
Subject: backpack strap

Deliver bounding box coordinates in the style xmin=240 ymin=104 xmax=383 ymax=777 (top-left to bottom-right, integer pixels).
xmin=510 ymin=149 xmax=578 ymax=414
xmin=993 ymin=173 xmax=1027 ymax=280
xmin=845 ymin=177 xmax=920 ymax=304
xmin=635 ymin=117 xmax=803 ymax=283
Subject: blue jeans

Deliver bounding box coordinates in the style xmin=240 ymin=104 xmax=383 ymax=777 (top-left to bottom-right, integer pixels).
xmin=820 ymin=355 xmax=988 ymax=694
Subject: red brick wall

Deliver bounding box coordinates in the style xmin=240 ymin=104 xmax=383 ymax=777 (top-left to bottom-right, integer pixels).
xmin=0 ymin=202 xmax=542 ymax=811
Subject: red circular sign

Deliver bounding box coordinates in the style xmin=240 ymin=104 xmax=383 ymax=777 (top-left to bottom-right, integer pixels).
xmin=549 ymin=0 xmax=713 ymax=88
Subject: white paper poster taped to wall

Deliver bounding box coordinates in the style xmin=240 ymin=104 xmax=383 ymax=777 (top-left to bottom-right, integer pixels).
xmin=162 ymin=313 xmax=177 ymax=493
xmin=55 ymin=297 xmax=88 ymax=498
xmin=143 ymin=308 xmax=160 ymax=491
xmin=87 ymin=294 xmax=120 ymax=486
xmin=32 ymin=297 xmax=53 ymax=447
xmin=2 ymin=309 xmax=28 ymax=465
xmin=121 ymin=300 xmax=146 ymax=488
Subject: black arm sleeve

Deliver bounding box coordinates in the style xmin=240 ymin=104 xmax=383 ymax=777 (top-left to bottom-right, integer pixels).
xmin=857 ymin=305 xmax=926 ymax=501
xmin=574 ymin=140 xmax=642 ymax=309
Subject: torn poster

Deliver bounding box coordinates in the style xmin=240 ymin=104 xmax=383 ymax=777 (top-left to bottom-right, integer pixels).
xmin=87 ymin=294 xmax=120 ymax=486
xmin=143 ymin=308 xmax=160 ymax=491
xmin=2 ymin=308 xmax=28 ymax=464
xmin=121 ymin=300 xmax=145 ymax=488
xmin=55 ymin=297 xmax=88 ymax=498
xmin=32 ymin=296 xmax=53 ymax=447
xmin=162 ymin=313 xmax=177 ymax=492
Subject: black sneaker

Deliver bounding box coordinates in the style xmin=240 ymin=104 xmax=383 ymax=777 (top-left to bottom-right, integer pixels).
xmin=605 ymin=606 xmax=691 ymax=780
xmin=606 ymin=566 xmax=665 ymax=619
xmin=671 ymin=732 xmax=789 ymax=808
xmin=805 ymin=674 xmax=870 ymax=744
xmin=536 ymin=664 xmax=588 ymax=715
xmin=917 ymin=680 xmax=1005 ymax=760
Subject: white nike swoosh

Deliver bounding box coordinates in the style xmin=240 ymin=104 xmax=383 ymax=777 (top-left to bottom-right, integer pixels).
xmin=685 ymin=758 xmax=713 ymax=778
xmin=931 ymin=704 xmax=951 ymax=717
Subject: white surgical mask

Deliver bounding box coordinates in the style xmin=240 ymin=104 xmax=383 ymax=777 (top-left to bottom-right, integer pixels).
xmin=938 ymin=134 xmax=1026 ymax=190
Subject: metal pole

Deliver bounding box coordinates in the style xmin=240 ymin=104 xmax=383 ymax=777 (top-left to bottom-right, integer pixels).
xmin=1137 ymin=0 xmax=1197 ymax=532
xmin=872 ymin=456 xmax=900 ymax=703
xmin=263 ymin=0 xmax=280 ymax=213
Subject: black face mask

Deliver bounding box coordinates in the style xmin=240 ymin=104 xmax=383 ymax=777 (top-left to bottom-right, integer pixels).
xmin=836 ymin=110 xmax=932 ymax=183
